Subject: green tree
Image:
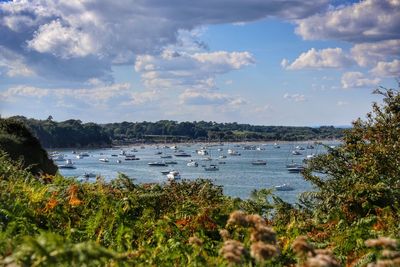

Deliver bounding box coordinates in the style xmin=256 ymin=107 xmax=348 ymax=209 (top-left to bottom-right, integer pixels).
xmin=302 ymin=86 xmax=400 ymax=219
xmin=0 ymin=118 xmax=58 ymax=175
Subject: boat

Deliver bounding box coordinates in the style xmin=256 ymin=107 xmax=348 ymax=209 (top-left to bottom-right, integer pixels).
xmin=219 ymin=155 xmax=227 ymax=159
xmin=148 ymin=162 xmax=167 ymax=166
xmin=59 ymin=159 xmax=76 ymax=169
xmin=79 ymin=152 xmax=90 ymax=157
xmin=296 ymin=146 xmax=305 ymax=150
xmin=201 ymin=157 xmax=212 ymax=161
xmin=167 ymin=170 xmax=181 ymax=180
xmin=218 ymin=161 xmax=226 ymax=164
xmin=111 ymin=154 xmax=118 ymax=157
xmin=165 ymin=161 xmax=178 ymax=165
xmin=274 ymin=143 xmax=280 ymax=149
xmin=292 ymin=150 xmax=302 ymax=155
xmin=187 ymin=160 xmax=198 ymax=167
xmin=256 ymin=147 xmax=265 ymax=151
xmin=160 ymin=155 xmax=172 ymax=159
xmin=83 ymin=172 xmax=96 ymax=178
xmin=155 ymin=151 xmax=162 ymax=155
xmin=99 ymin=158 xmax=109 ymax=162
xmin=117 ymin=159 xmax=122 ymax=163
xmin=76 ymin=154 xmax=84 ymax=159
xmin=306 ymin=145 xmax=314 ymax=149
xmin=174 ymin=152 xmax=191 ymax=157
xmin=217 ymin=148 xmax=223 ymax=151
xmin=125 ymin=155 xmax=139 ymax=160
xmin=120 ymin=150 xmax=126 ymax=156
xmin=170 ymin=145 xmax=178 ymax=150
xmin=197 ymin=149 xmax=208 ymax=156
xmin=227 ymin=149 xmax=241 ymax=156
xmin=52 ymin=154 xmax=65 ymax=161
xmin=161 ymin=170 xmax=172 ymax=175
xmin=204 ymin=164 xmax=219 ymax=171
xmin=287 ymin=166 xmax=305 ymax=173
xmin=251 ymin=160 xmax=267 ymax=165
xmin=275 ymin=184 xmax=294 ymax=191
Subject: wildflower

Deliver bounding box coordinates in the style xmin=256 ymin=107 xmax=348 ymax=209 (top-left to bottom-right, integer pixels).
xmin=44 ymin=197 xmax=58 ymax=212
xmin=250 ymin=224 xmax=276 ymax=243
xmin=365 ymin=237 xmax=398 ymax=250
xmin=227 ymin=210 xmax=248 ymax=227
xmin=188 ymin=235 xmax=203 ymax=247
xmin=305 ymin=253 xmax=340 ymax=267
xmin=292 ymin=236 xmax=314 ymax=255
xmin=219 ymin=229 xmax=230 ymax=241
xmin=250 ymin=241 xmax=279 ymax=262
xmin=219 ymin=239 xmax=246 ymax=264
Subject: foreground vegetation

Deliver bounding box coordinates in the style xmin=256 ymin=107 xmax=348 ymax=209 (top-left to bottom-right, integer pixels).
xmin=0 ymin=87 xmax=399 ymax=266
xmin=9 ymin=116 xmax=344 ymax=148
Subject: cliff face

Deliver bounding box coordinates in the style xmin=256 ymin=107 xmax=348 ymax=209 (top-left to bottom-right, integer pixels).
xmin=0 ymin=118 xmax=58 ymax=175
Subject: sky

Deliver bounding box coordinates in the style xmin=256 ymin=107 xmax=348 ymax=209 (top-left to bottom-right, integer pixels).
xmin=0 ymin=0 xmax=399 ymax=126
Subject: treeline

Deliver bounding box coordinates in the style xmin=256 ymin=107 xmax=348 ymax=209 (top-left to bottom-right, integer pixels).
xmin=9 ymin=116 xmax=345 ymax=148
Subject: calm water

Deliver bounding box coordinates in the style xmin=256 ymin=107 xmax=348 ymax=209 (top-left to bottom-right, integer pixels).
xmin=52 ymin=141 xmax=337 ymax=203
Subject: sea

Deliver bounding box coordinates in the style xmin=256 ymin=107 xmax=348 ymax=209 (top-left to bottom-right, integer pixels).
xmin=51 ymin=141 xmax=338 ymax=204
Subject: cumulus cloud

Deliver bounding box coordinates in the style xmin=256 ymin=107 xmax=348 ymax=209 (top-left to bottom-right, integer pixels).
xmin=283 ymin=48 xmax=353 ymax=70
xmin=135 ymin=47 xmax=254 ymax=91
xmin=0 ymin=46 xmax=35 ymax=77
xmin=283 ymin=93 xmax=306 ymax=102
xmin=370 ymin=59 xmax=400 ymax=77
xmin=295 ymin=0 xmax=400 ymax=43
xmin=351 ymin=39 xmax=400 ymax=67
xmin=0 ymin=0 xmax=328 ymax=81
xmin=179 ymin=90 xmax=246 ymax=106
xmin=341 ymin=72 xmax=380 ymax=89
xmin=0 ymin=83 xmax=141 ymax=107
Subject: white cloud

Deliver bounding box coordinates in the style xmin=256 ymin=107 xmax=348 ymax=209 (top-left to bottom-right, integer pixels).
xmin=295 ymin=0 xmax=400 ymax=43
xmin=179 ymin=89 xmax=245 ymax=106
xmin=27 ymin=20 xmax=99 ymax=59
xmin=341 ymin=72 xmax=380 ymax=89
xmin=284 ymin=48 xmax=353 ymax=70
xmin=1 ymin=83 xmax=137 ymax=107
xmin=0 ymin=0 xmax=328 ymax=81
xmin=135 ymin=40 xmax=254 ymax=91
xmin=370 ymin=59 xmax=400 ymax=77
xmin=283 ymin=93 xmax=306 ymax=102
xmin=0 ymin=46 xmax=35 ymax=77
xmin=351 ymin=39 xmax=400 ymax=67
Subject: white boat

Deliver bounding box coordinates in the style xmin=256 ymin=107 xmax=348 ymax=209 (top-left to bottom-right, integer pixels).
xmin=201 ymin=157 xmax=212 ymax=161
xmin=197 ymin=149 xmax=208 ymax=156
xmin=219 ymin=155 xmax=227 ymax=159
xmin=227 ymin=149 xmax=241 ymax=156
xmin=274 ymin=143 xmax=280 ymax=148
xmin=275 ymin=184 xmax=294 ymax=191
xmin=76 ymin=154 xmax=84 ymax=159
xmin=287 ymin=166 xmax=305 ymax=173
xmin=117 ymin=159 xmax=122 ymax=163
xmin=167 ymin=170 xmax=181 ymax=180
xmin=251 ymin=160 xmax=267 ymax=165
xmin=292 ymin=150 xmax=302 ymax=155
xmin=52 ymin=154 xmax=65 ymax=161
xmin=170 ymin=145 xmax=178 ymax=150
xmin=217 ymin=148 xmax=223 ymax=151
xmin=204 ymin=164 xmax=219 ymax=171
xmin=59 ymin=159 xmax=76 ymax=169
xmin=99 ymin=158 xmax=109 ymax=162
xmin=187 ymin=160 xmax=198 ymax=167
xmin=295 ymin=146 xmax=305 ymax=150
xmin=256 ymin=147 xmax=265 ymax=151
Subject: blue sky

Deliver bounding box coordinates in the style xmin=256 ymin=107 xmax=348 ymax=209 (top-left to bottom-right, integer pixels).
xmin=0 ymin=0 xmax=398 ymax=126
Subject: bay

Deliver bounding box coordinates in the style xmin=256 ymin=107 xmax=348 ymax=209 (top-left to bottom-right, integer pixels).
xmin=52 ymin=141 xmax=337 ymax=203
